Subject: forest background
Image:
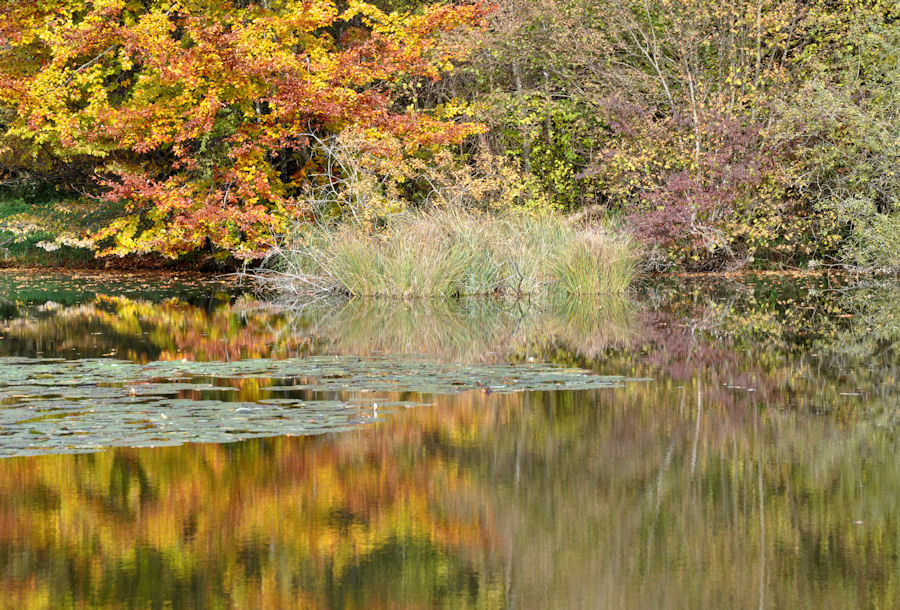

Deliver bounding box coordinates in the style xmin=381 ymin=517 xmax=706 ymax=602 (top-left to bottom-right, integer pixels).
xmin=1 ymin=0 xmax=899 ymax=273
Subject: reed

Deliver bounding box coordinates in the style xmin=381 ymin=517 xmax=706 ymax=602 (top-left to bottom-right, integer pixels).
xmin=260 ymin=208 xmax=638 ymax=298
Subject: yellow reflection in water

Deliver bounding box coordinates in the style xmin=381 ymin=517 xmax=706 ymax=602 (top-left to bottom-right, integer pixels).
xmin=1 ymin=383 xmax=899 ymax=608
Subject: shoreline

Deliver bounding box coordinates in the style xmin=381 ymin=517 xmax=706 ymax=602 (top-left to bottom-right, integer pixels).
xmin=0 ymin=265 xmax=860 ymax=280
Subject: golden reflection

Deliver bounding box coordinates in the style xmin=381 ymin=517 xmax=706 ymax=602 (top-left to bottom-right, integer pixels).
xmin=1 ymin=383 xmax=898 ymax=607
xmin=2 ymin=274 xmax=900 ymax=606
xmin=1 ymin=293 xmax=635 ymax=363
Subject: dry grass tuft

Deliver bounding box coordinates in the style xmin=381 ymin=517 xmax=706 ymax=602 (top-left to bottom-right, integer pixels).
xmin=257 ymin=208 xmax=638 ymax=298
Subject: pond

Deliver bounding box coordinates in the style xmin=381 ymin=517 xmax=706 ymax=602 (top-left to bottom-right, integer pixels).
xmin=0 ymin=270 xmax=898 ymax=607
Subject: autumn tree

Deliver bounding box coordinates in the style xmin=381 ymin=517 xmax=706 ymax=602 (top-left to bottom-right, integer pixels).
xmin=0 ymin=0 xmax=488 ymax=257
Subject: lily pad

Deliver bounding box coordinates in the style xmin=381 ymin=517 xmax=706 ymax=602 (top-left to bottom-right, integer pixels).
xmin=0 ymin=355 xmax=639 ymax=458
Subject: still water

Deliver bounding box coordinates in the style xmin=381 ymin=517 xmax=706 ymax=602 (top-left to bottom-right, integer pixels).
xmin=0 ymin=271 xmax=898 ymax=607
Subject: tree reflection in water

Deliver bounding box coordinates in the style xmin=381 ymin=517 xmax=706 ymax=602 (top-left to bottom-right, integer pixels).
xmin=0 ymin=273 xmax=899 ymax=607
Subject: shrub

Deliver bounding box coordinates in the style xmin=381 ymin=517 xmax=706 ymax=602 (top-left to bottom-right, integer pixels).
xmin=819 ymin=197 xmax=900 ymax=272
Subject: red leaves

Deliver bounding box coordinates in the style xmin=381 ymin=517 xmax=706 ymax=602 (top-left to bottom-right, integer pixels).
xmin=1 ymin=1 xmax=491 ymax=258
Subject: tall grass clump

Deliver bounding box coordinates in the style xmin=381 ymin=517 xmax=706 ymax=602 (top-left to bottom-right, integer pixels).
xmin=550 ymin=229 xmax=638 ymax=295
xmin=260 ymin=207 xmax=638 ymax=298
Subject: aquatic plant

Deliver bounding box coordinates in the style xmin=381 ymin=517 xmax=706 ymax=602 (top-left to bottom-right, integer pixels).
xmin=0 ymin=355 xmax=634 ymax=458
xmin=259 ymin=208 xmax=638 ymax=297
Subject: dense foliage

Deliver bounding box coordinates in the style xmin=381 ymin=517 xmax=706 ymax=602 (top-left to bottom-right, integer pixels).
xmin=451 ymin=0 xmax=900 ymax=269
xmin=2 ymin=0 xmax=900 ymax=270
xmin=264 ymin=207 xmax=636 ymax=297
xmin=0 ymin=0 xmax=487 ymax=257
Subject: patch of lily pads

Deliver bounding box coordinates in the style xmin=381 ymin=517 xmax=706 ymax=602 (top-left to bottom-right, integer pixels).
xmin=0 ymin=355 xmax=637 ymax=458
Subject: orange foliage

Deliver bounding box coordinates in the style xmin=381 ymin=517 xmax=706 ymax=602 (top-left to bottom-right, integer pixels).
xmin=0 ymin=1 xmax=489 ymax=258
xmin=0 ymin=397 xmax=508 ymax=607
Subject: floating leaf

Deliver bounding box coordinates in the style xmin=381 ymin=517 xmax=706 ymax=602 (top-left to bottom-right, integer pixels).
xmin=0 ymin=355 xmax=637 ymax=458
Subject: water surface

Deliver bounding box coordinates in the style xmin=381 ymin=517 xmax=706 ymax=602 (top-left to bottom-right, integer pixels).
xmin=1 ymin=271 xmax=898 ymax=607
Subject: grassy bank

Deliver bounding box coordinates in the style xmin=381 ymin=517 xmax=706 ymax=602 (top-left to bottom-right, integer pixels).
xmin=259 ymin=208 xmax=638 ymax=298
xmin=0 ymin=196 xmax=98 ymax=268
xmin=0 ymin=193 xmax=233 ymax=271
